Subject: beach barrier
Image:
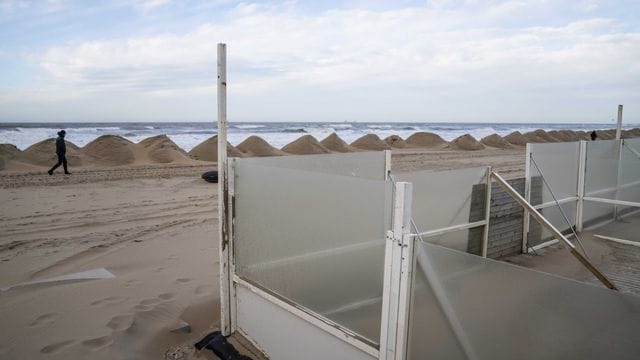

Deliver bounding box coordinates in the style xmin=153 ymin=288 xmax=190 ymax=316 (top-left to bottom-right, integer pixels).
xmin=219 ymin=150 xmax=640 ymax=360
xmin=524 ymin=138 xmax=640 ymax=250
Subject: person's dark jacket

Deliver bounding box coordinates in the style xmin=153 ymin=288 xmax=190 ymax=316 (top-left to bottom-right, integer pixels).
xmin=56 ymin=136 xmax=66 ymax=155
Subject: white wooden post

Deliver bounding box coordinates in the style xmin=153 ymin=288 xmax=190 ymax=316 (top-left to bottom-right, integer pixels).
xmin=576 ymin=141 xmax=587 ymax=232
xmin=217 ymin=43 xmax=232 ymax=336
xmin=379 ymin=182 xmax=413 ymax=360
xmin=615 ymin=105 xmax=623 ymax=140
xmin=522 ymin=144 xmax=531 ymax=253
xmin=482 ymin=166 xmax=492 ymax=258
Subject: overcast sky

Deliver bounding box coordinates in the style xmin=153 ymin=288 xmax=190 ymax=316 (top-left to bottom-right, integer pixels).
xmin=0 ymin=0 xmax=639 ymax=123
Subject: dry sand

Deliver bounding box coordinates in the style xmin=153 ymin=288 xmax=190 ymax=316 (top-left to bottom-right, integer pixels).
xmin=384 ymin=135 xmax=409 ymax=148
xmin=320 ymin=133 xmax=356 ymax=152
xmin=405 ymin=132 xmax=447 ymax=147
xmin=237 ymin=136 xmax=287 ymax=157
xmin=350 ymin=134 xmax=391 ymax=151
xmin=281 ymin=135 xmax=331 ymax=155
xmin=0 ymin=146 xmax=527 ymax=359
xmin=481 ymin=134 xmax=513 ymax=149
xmin=188 ymin=136 xmax=244 ymax=161
xmin=448 ymin=134 xmax=485 ymax=151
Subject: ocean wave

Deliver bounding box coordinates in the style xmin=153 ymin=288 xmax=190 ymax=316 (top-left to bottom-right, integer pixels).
xmin=234 ymin=124 xmax=265 ymax=129
xmin=282 ymin=128 xmax=308 ymax=133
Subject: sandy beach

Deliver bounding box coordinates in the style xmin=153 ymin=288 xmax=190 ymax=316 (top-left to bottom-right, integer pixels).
xmin=0 ymin=145 xmax=526 ymax=359
xmin=3 ymin=125 xmax=640 ymax=359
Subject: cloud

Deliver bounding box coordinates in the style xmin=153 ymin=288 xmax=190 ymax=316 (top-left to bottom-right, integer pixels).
xmin=4 ymin=1 xmax=640 ymax=122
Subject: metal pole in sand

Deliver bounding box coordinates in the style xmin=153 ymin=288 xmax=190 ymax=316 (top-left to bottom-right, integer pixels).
xmin=616 ymin=105 xmax=623 ymax=140
xmin=217 ymin=43 xmax=232 ymax=336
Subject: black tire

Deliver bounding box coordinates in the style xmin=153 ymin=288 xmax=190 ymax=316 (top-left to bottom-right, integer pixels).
xmin=201 ymin=170 xmax=218 ymax=183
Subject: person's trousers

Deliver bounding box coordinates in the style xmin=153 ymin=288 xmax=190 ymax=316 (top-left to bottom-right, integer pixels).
xmin=49 ymin=154 xmax=68 ymax=173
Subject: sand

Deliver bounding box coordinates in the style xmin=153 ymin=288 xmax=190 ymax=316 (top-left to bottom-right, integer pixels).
xmin=350 ymin=134 xmax=391 ymax=151
xmin=281 ymin=135 xmax=331 ymax=155
xmin=137 ymin=135 xmax=193 ymax=164
xmin=405 ymin=132 xmax=447 ymax=147
xmin=18 ymin=139 xmax=84 ymax=167
xmin=0 ymin=144 xmax=531 ymax=360
xmin=320 ymin=133 xmax=356 ymax=153
xmin=83 ymin=135 xmax=136 ymax=166
xmin=384 ymin=135 xmax=409 ymax=148
xmin=480 ymin=134 xmax=513 ymax=149
xmin=449 ymin=134 xmax=485 ymax=151
xmin=188 ymin=136 xmax=244 ymax=161
xmin=237 ymin=136 xmax=287 ymax=157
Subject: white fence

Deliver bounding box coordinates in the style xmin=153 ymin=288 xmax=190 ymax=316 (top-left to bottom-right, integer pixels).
xmin=524 ymin=139 xmax=640 ymax=250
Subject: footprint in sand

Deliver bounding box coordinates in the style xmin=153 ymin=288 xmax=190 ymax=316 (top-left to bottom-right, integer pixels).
xmin=82 ymin=336 xmax=114 ymax=351
xmin=90 ymin=296 xmax=127 ymax=307
xmin=139 ymin=298 xmax=162 ymax=306
xmin=29 ymin=313 xmax=59 ymax=328
xmin=158 ymin=292 xmax=176 ymax=301
xmin=174 ymin=278 xmax=192 ymax=284
xmin=124 ymin=279 xmax=141 ymax=288
xmin=195 ymin=285 xmax=214 ymax=297
xmin=106 ymin=314 xmax=134 ymax=331
xmin=40 ymin=340 xmax=76 ymax=354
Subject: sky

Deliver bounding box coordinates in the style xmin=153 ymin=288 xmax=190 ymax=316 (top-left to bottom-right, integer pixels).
xmin=0 ymin=0 xmax=639 ymax=123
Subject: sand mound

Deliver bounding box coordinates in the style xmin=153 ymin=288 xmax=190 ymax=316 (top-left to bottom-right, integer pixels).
xmin=320 ymin=133 xmax=356 ymax=152
xmin=504 ymin=131 xmax=527 ymax=146
xmin=188 ymin=136 xmax=244 ymax=161
xmin=405 ymin=132 xmax=447 ymax=147
xmin=282 ymin=135 xmax=331 ymax=155
xmin=237 ymin=136 xmax=287 ymax=157
xmin=524 ymin=129 xmax=559 ymax=143
xmin=0 ymin=144 xmax=21 ymax=159
xmin=137 ymin=135 xmax=191 ymax=164
xmin=350 ymin=134 xmax=391 ymax=151
xmin=82 ymin=135 xmax=136 ymax=165
xmin=449 ymin=134 xmax=485 ymax=151
xmin=598 ymin=129 xmax=616 ymax=140
xmin=481 ymin=134 xmax=513 ymax=149
xmin=384 ymin=135 xmax=409 ymax=148
xmin=19 ymin=139 xmax=83 ymax=167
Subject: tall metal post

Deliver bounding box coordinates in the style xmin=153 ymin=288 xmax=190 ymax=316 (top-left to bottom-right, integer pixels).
xmin=217 ymin=43 xmax=232 ymax=336
xmin=615 ymin=105 xmax=623 ymax=140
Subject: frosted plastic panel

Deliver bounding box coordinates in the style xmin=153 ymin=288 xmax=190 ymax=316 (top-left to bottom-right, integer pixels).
xmin=395 ymin=167 xmax=488 ymax=231
xmin=526 ymin=201 xmax=576 ymax=247
xmin=236 ymin=151 xmax=386 ymax=180
xmin=420 ymin=226 xmax=484 ymax=255
xmin=585 ymin=140 xmax=620 ymax=196
xmin=408 ymin=241 xmax=640 ymax=360
xmin=234 ymin=163 xmax=391 ymax=343
xmin=529 ymin=142 xmax=580 ymax=205
xmin=582 ymin=200 xmax=615 ymax=228
xmin=620 ymin=140 xmax=640 ymax=186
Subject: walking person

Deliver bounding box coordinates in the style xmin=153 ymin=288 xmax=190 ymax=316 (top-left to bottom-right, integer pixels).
xmin=48 ymin=130 xmax=71 ymax=175
xmin=590 ymin=130 xmax=598 ymax=141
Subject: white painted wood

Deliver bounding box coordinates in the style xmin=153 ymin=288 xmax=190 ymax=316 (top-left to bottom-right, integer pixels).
xmin=583 ymin=197 xmax=640 ymax=208
xmin=234 ymin=278 xmax=378 ymax=359
xmin=415 ymin=220 xmax=487 ymax=238
xmin=616 ymin=104 xmax=623 ymax=140
xmin=594 ymin=234 xmax=639 ymax=247
xmin=228 ymin=159 xmax=237 ymax=332
xmin=527 ymin=239 xmax=559 ymax=253
xmin=482 ymin=167 xmax=492 ymax=258
xmin=585 ymin=180 xmax=640 ymax=197
xmin=533 ymin=197 xmax=579 ymax=210
xmin=394 ymin=183 xmax=413 ymax=360
xmin=217 ymin=43 xmax=232 ymax=336
xmin=576 ymin=141 xmax=587 ymax=232
xmin=523 ymin=144 xmax=532 ymax=253
xmin=380 ymin=182 xmax=410 ymax=360
xmin=384 ymin=150 xmax=392 ymax=180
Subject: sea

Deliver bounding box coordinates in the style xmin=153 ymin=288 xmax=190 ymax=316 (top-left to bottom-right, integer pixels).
xmin=0 ymin=122 xmax=636 ymax=152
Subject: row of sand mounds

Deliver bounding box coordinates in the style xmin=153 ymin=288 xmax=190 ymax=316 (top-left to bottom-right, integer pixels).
xmin=188 ymin=136 xmax=244 ymax=161
xmin=3 ymin=127 xmax=640 ymax=169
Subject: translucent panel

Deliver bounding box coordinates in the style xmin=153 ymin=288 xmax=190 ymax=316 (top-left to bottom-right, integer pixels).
xmin=526 ymin=201 xmax=576 ymax=247
xmin=234 ymin=162 xmax=392 ymax=343
xmin=582 ymin=200 xmax=615 ymax=228
xmin=408 ymin=241 xmax=640 ymax=360
xmin=585 ymin=140 xmax=620 ymax=196
xmin=395 ymin=167 xmax=488 ymax=231
xmin=620 ymin=139 xmax=640 ymax=187
xmin=529 ymin=142 xmax=580 ymax=205
xmin=420 ymin=226 xmax=484 ymax=255
xmin=236 ymin=151 xmax=386 ymax=180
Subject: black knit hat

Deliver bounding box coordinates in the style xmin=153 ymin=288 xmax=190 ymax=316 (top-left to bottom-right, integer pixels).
xmin=58 ymin=130 xmax=66 ymax=136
